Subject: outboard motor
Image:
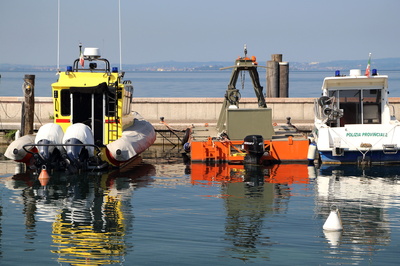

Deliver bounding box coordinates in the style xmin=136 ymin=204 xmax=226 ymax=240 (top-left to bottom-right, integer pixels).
xmin=36 ymin=139 xmax=51 ymax=163
xmin=34 ymin=123 xmax=65 ymax=171
xmin=62 ymin=123 xmax=95 ymax=173
xmin=63 ymin=138 xmax=88 ymax=170
xmin=34 ymin=139 xmax=62 ymax=170
xmin=243 ymin=135 xmax=265 ymax=164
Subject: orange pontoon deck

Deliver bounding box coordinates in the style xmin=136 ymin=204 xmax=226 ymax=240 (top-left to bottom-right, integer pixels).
xmin=190 ymin=136 xmax=310 ymax=164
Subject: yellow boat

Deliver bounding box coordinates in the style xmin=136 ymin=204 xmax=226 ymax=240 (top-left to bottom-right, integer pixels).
xmin=5 ymin=47 xmax=156 ymax=173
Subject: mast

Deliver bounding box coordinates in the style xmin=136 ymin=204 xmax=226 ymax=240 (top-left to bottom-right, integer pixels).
xmin=118 ymin=0 xmax=122 ymax=70
xmin=57 ymin=0 xmax=60 ymax=72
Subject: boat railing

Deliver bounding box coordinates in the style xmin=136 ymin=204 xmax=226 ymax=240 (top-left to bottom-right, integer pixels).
xmin=72 ymin=58 xmax=111 ymax=73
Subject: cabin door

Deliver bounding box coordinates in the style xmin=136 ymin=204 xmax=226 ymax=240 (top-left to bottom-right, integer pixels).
xmin=71 ymin=92 xmax=104 ymax=145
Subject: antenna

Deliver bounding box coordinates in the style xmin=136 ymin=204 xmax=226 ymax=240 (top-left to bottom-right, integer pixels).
xmin=57 ymin=0 xmax=60 ymax=72
xmin=118 ymin=0 xmax=122 ymax=70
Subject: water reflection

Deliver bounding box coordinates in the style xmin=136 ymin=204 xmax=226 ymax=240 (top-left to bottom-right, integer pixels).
xmin=191 ymin=163 xmax=311 ymax=262
xmin=3 ymin=155 xmax=400 ymax=264
xmin=316 ymin=165 xmax=400 ymax=261
xmin=3 ymin=158 xmax=155 ymax=265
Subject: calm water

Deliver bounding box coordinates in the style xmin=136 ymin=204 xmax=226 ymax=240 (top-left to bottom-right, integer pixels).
xmin=0 ymin=148 xmax=400 ymax=265
xmin=1 ymin=70 xmax=400 ymax=265
xmin=2 ymin=70 xmax=400 ymax=98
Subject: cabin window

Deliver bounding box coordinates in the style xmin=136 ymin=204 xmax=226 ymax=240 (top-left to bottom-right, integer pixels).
xmin=362 ymin=89 xmax=381 ymax=124
xmin=60 ymin=90 xmax=71 ymax=116
xmin=329 ymin=90 xmax=360 ymax=125
xmin=328 ymin=89 xmax=381 ymax=125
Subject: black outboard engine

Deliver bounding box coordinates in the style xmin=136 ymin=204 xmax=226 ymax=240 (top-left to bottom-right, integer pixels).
xmin=243 ymin=135 xmax=265 ymax=164
xmin=34 ymin=139 xmax=63 ymax=171
xmin=37 ymin=139 xmax=51 ymax=162
xmin=63 ymin=138 xmax=89 ymax=173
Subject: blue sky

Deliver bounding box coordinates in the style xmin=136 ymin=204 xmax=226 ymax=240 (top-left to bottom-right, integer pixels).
xmin=1 ymin=0 xmax=400 ymax=66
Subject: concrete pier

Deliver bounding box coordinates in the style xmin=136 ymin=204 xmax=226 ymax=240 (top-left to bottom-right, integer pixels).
xmin=2 ymin=96 xmax=400 ymax=133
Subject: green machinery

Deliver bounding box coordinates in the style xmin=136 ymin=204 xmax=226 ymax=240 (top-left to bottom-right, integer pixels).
xmin=216 ymin=47 xmax=274 ymax=140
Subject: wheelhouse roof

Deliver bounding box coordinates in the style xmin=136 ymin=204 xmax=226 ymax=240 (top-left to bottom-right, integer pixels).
xmin=322 ymin=75 xmax=388 ymax=91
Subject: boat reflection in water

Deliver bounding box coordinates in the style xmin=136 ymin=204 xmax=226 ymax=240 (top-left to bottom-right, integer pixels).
xmin=190 ymin=163 xmax=312 ymax=260
xmin=5 ymin=158 xmax=155 ymax=265
xmin=316 ymin=164 xmax=400 ymax=253
xmin=190 ymin=163 xmax=313 ymax=186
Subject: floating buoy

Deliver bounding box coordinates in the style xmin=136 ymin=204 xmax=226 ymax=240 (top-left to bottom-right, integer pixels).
xmin=323 ymin=205 xmax=343 ymax=231
xmin=38 ymin=165 xmax=50 ymax=186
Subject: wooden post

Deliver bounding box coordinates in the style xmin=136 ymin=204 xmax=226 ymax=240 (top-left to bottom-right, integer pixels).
xmin=279 ymin=62 xmax=289 ymax=98
xmin=267 ymin=60 xmax=279 ymax=97
xmin=271 ymin=54 xmax=282 ymax=62
xmin=23 ymin=74 xmax=35 ymax=135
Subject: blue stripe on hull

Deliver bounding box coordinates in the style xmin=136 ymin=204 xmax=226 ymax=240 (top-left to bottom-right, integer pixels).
xmin=319 ymin=150 xmax=400 ymax=164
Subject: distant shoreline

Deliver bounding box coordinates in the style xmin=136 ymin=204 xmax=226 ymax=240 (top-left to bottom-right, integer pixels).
xmin=2 ymin=57 xmax=400 ymax=72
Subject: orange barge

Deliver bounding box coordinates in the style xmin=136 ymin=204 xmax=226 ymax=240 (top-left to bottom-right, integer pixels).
xmin=190 ymin=136 xmax=310 ymax=164
xmin=184 ymin=46 xmax=311 ymax=164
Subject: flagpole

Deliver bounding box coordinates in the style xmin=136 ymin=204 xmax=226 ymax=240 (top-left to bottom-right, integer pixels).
xmin=365 ymin=53 xmax=372 ymax=77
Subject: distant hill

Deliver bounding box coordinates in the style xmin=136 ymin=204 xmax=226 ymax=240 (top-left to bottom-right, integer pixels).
xmin=290 ymin=58 xmax=400 ymax=71
xmin=1 ymin=58 xmax=399 ymax=71
xmin=123 ymin=61 xmax=231 ymax=71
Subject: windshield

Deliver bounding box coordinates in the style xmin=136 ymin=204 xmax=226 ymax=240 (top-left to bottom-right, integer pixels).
xmin=328 ymin=89 xmax=381 ymax=125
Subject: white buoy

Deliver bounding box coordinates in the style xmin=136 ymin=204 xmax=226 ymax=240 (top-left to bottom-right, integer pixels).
xmin=323 ymin=205 xmax=343 ymax=231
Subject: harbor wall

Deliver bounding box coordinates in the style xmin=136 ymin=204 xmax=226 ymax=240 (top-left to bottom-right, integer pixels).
xmin=2 ymin=97 xmax=400 ymax=131
xmin=132 ymin=97 xmax=316 ymax=127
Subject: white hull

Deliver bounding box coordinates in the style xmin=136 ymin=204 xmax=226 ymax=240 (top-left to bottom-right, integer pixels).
xmin=314 ymin=123 xmax=400 ymax=163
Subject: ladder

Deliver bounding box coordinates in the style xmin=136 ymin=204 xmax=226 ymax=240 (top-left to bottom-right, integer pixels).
xmin=106 ymin=82 xmax=120 ymax=143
